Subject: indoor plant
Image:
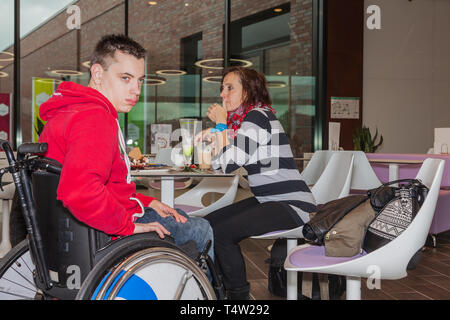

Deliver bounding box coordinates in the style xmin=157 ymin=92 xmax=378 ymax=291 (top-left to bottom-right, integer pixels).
xmin=352 ymin=126 xmax=383 ymax=153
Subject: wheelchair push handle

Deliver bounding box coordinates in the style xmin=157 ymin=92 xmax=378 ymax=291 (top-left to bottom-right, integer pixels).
xmin=18 ymin=142 xmax=48 ymax=156
xmin=0 ymin=139 xmax=16 ymax=166
xmin=0 ymin=140 xmax=48 ymax=165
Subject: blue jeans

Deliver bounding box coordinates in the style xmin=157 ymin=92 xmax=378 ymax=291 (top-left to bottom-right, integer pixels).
xmin=136 ymin=208 xmax=214 ymax=260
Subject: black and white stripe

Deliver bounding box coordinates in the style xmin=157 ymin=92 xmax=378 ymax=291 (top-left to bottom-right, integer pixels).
xmin=212 ymin=108 xmax=316 ymax=223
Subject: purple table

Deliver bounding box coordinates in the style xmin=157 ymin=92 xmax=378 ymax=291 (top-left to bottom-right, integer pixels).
xmin=366 ymin=153 xmax=450 ymax=237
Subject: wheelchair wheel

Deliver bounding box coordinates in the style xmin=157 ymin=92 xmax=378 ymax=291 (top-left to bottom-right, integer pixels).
xmin=76 ymin=238 xmax=215 ymax=300
xmin=0 ymin=240 xmax=39 ymax=300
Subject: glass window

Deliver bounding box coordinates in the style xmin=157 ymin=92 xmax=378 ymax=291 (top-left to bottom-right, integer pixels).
xmin=231 ymin=1 xmax=316 ymax=162
xmin=10 ymin=0 xmax=320 ymax=162
xmin=128 ymin=1 xmax=224 ymax=153
xmin=19 ymin=0 xmax=125 ymax=142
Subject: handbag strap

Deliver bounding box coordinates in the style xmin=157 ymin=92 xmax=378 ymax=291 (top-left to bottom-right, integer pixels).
xmin=369 ymin=178 xmax=422 ymax=199
xmin=380 ymin=178 xmax=421 ymax=188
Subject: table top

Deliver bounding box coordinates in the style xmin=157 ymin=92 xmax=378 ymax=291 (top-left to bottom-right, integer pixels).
xmin=131 ymin=168 xmax=235 ymax=178
xmin=368 ymin=158 xmax=424 ymax=164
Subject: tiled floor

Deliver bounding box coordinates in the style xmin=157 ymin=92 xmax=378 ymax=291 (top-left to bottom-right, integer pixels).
xmin=140 ymin=182 xmax=450 ymax=300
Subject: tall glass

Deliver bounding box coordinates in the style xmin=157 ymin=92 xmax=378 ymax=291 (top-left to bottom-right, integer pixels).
xmin=179 ymin=118 xmax=197 ymax=166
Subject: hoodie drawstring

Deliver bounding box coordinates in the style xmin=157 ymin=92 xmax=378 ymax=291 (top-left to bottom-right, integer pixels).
xmin=117 ymin=119 xmax=145 ymax=219
xmin=117 ymin=119 xmax=132 ymax=184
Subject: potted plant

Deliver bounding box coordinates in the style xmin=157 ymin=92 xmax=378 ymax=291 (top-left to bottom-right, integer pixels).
xmin=352 ymin=126 xmax=383 ymax=153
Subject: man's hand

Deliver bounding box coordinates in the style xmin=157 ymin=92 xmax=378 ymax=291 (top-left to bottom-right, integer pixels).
xmin=133 ymin=222 xmax=170 ymax=239
xmin=149 ymin=199 xmax=188 ymax=224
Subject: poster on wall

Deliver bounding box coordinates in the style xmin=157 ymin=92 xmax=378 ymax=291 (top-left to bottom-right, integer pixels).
xmin=0 ymin=93 xmax=11 ymax=142
xmin=330 ymin=97 xmax=360 ymax=119
xmin=32 ymin=78 xmax=60 ymax=142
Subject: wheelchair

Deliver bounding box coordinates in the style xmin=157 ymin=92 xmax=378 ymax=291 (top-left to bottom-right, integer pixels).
xmin=0 ymin=140 xmax=224 ymax=300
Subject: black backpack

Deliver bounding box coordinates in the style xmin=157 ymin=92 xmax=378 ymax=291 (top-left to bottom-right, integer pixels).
xmin=266 ymin=239 xmax=346 ymax=300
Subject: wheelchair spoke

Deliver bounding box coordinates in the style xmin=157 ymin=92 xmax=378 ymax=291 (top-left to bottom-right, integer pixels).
xmin=0 ymin=289 xmax=36 ymax=300
xmin=10 ymin=263 xmax=36 ymax=289
xmin=1 ymin=276 xmax=36 ymax=293
xmin=173 ymin=270 xmax=193 ymax=300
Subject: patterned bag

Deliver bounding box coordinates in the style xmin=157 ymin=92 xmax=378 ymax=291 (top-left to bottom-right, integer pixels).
xmin=363 ymin=179 xmax=428 ymax=257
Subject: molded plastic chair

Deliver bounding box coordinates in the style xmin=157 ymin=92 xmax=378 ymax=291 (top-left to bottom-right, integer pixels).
xmin=300 ymin=150 xmax=329 ymax=185
xmin=0 ymin=183 xmax=15 ymax=258
xmin=252 ymin=152 xmax=354 ymax=300
xmin=284 ymin=158 xmax=445 ymax=300
xmin=174 ymin=175 xmax=239 ymax=217
xmin=302 ymin=150 xmax=381 ymax=191
xmin=0 ymin=154 xmax=15 ymax=258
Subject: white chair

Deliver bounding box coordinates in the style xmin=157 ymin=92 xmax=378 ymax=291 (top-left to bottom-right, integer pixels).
xmin=300 ymin=150 xmax=329 ymax=185
xmin=302 ymin=150 xmax=381 ymax=191
xmin=285 ymin=158 xmax=445 ymax=300
xmin=0 ymin=152 xmax=15 ymax=258
xmin=174 ymin=175 xmax=239 ymax=217
xmin=346 ymin=151 xmax=382 ymax=191
xmin=0 ymin=183 xmax=15 ymax=258
xmin=252 ymin=152 xmax=354 ymax=300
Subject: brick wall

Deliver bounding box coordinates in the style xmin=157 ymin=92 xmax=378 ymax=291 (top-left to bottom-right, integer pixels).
xmin=0 ymin=0 xmax=314 ymax=157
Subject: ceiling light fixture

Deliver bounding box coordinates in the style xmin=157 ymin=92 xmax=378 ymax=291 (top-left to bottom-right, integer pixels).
xmin=274 ymin=8 xmax=283 ymax=13
xmin=0 ymin=71 xmax=9 ymax=78
xmin=145 ymin=75 xmax=166 ymax=86
xmin=267 ymin=81 xmax=287 ymax=88
xmin=81 ymin=61 xmax=91 ymax=68
xmin=148 ymin=1 xmax=157 ymax=5
xmin=36 ymin=78 xmax=63 ymax=85
xmin=50 ymin=69 xmax=84 ymax=76
xmin=195 ymin=58 xmax=253 ymax=70
xmin=203 ymin=76 xmax=222 ymax=83
xmin=0 ymin=52 xmax=14 ymax=62
xmin=155 ymin=69 xmax=187 ymax=76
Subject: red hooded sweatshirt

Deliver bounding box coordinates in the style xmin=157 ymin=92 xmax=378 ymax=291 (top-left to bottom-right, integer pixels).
xmin=39 ymin=81 xmax=155 ymax=236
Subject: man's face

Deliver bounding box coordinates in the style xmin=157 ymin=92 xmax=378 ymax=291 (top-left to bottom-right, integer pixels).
xmin=94 ymin=50 xmax=145 ymax=113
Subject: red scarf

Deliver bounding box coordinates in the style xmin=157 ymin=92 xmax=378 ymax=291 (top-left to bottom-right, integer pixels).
xmin=227 ymin=103 xmax=276 ymax=138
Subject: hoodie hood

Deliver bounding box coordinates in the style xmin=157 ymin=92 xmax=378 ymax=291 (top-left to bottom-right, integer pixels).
xmin=40 ymin=81 xmax=118 ymax=121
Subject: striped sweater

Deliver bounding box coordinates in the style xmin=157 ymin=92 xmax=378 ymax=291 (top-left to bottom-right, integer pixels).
xmin=212 ymin=108 xmax=317 ymax=223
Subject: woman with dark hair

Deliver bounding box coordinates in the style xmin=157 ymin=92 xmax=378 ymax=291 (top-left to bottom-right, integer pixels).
xmin=196 ymin=66 xmax=316 ymax=299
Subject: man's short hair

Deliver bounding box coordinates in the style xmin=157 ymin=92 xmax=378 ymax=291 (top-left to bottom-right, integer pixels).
xmin=90 ymin=34 xmax=147 ymax=72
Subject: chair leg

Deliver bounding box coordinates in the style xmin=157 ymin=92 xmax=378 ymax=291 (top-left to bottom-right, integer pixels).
xmin=346 ymin=276 xmax=361 ymax=300
xmin=0 ymin=199 xmax=12 ymax=258
xmin=286 ymin=239 xmax=297 ymax=300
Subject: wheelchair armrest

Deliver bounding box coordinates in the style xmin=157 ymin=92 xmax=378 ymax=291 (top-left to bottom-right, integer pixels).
xmin=93 ymin=232 xmax=176 ymax=265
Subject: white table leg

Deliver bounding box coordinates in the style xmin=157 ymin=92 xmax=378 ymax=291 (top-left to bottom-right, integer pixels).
xmin=389 ymin=163 xmax=399 ymax=186
xmin=160 ymin=177 xmax=174 ymax=208
xmin=346 ymin=276 xmax=361 ymax=300
xmin=286 ymin=239 xmax=298 ymax=300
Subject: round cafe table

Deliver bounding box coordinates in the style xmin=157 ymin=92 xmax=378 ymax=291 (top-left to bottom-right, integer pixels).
xmin=131 ymin=167 xmax=235 ymax=207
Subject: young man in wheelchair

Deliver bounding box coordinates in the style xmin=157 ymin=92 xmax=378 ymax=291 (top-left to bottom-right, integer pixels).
xmin=38 ymin=34 xmax=214 ymax=262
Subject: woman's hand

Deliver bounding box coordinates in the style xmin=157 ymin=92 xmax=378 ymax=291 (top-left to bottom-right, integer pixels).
xmin=207 ymin=103 xmax=227 ymax=124
xmin=133 ymin=222 xmax=170 ymax=239
xmin=149 ymin=199 xmax=187 ymax=224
